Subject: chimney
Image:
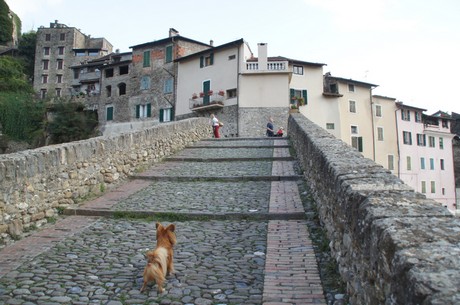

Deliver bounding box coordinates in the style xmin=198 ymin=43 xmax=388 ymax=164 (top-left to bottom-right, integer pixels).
xmin=210 ymin=40 xmax=214 ymax=46
xmin=169 ymin=28 xmax=179 ymax=37
xmin=258 ymin=43 xmax=268 ymax=70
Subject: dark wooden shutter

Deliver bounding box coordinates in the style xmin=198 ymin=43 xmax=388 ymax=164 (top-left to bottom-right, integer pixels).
xmin=106 ymin=106 xmax=113 ymax=121
xmin=147 ymin=103 xmax=151 ymax=117
xmin=210 ymin=53 xmax=214 ymax=65
xmin=159 ymin=109 xmax=164 ymax=122
xmin=170 ymin=108 xmax=175 ymax=121
xmin=165 ymin=45 xmax=173 ymax=63
xmin=135 ymin=105 xmax=140 ymax=118
xmin=302 ymin=90 xmax=308 ymax=104
xmin=358 ymin=137 xmax=363 ymax=152
xmin=200 ymin=56 xmax=204 ymax=68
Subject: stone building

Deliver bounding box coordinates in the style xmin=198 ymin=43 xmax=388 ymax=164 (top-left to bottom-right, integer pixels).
xmin=33 ymin=20 xmax=112 ymax=99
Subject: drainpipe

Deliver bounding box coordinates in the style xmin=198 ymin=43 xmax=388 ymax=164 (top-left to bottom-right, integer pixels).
xmin=370 ymin=88 xmax=376 ymax=161
xmin=236 ymin=43 xmax=240 ymax=137
xmin=395 ymin=107 xmax=401 ymax=178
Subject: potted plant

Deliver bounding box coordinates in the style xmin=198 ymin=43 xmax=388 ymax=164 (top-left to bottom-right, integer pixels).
xmin=207 ymin=90 xmax=213 ymax=96
xmin=218 ymin=90 xmax=225 ymax=96
xmin=192 ymin=93 xmax=198 ymax=99
xmin=199 ymin=92 xmax=205 ymax=98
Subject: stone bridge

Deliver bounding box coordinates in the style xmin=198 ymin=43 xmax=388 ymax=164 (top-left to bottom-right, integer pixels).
xmin=0 ymin=114 xmax=458 ymax=304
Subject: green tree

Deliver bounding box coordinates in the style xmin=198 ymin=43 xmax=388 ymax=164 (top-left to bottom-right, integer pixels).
xmin=18 ymin=31 xmax=36 ymax=81
xmin=0 ymin=56 xmax=32 ymax=92
xmin=0 ymin=0 xmax=13 ymax=45
xmin=47 ymin=100 xmax=98 ymax=144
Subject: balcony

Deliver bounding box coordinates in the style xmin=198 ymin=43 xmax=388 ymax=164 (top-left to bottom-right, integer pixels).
xmin=242 ymin=60 xmax=289 ymax=74
xmin=79 ymin=71 xmax=101 ymax=83
xmin=189 ymin=93 xmax=224 ymax=112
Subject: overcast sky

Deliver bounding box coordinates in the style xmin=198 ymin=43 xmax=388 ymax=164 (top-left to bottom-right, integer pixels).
xmin=6 ymin=0 xmax=460 ymax=115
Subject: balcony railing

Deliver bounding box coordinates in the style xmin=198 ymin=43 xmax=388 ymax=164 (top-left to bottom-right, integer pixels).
xmin=243 ymin=61 xmax=288 ymax=73
xmin=189 ymin=93 xmax=224 ymax=111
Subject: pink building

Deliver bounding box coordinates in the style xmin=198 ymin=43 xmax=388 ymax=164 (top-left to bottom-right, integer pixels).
xmin=396 ymin=103 xmax=456 ymax=213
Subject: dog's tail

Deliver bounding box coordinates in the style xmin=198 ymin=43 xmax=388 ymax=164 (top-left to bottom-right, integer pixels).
xmin=151 ymin=247 xmax=168 ymax=275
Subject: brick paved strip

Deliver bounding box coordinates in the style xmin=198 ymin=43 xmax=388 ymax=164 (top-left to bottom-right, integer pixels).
xmin=263 ymin=220 xmax=327 ymax=305
xmin=270 ymin=181 xmax=305 ymax=214
xmin=0 ymin=216 xmax=98 ymax=279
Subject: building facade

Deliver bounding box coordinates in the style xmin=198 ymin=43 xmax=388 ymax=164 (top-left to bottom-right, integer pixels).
xmin=33 ymin=20 xmax=112 ymax=99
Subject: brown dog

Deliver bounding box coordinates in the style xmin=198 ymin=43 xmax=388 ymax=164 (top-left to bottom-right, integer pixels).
xmin=140 ymin=222 xmax=176 ymax=293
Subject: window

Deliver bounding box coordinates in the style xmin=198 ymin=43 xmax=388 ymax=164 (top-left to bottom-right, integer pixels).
xmin=40 ymin=89 xmax=47 ymax=99
xmin=57 ymin=60 xmax=63 ymax=70
xmin=351 ymin=125 xmax=358 ymax=134
xmin=349 ymin=100 xmax=356 ymax=113
xmin=329 ymin=83 xmax=338 ymax=94
xmin=407 ymin=156 xmax=412 ymax=170
xmin=106 ymin=106 xmax=114 ymax=121
xmin=136 ymin=103 xmax=152 ymax=118
xmin=377 ymin=127 xmax=384 ymax=141
xmin=43 ymin=60 xmax=49 ymax=70
xmin=42 ymin=74 xmax=48 ymax=83
xmin=44 ymin=47 xmax=50 ymax=55
xmin=118 ymin=83 xmax=126 ymax=95
xmin=442 ymin=188 xmax=445 ymax=195
xmin=442 ymin=119 xmax=448 ymax=128
xmin=73 ymin=69 xmax=80 ymax=79
xmin=227 ymin=88 xmax=237 ymax=98
xmin=430 ymin=181 xmax=436 ymax=193
xmin=228 ymin=54 xmax=236 ymax=60
xmin=415 ymin=112 xmax=422 ymax=122
xmin=440 ymin=159 xmax=445 ymax=170
xmin=401 ymin=109 xmax=410 ymax=121
xmin=57 ymin=74 xmax=62 ymax=83
xmin=293 ymin=65 xmax=304 ymax=75
xmin=59 ymin=33 xmax=65 ymax=41
xmin=58 ymin=46 xmax=65 ymax=55
xmin=143 ymin=50 xmax=150 ymax=67
xmin=55 ymin=88 xmax=61 ymax=97
xmin=88 ymin=50 xmax=99 ymax=56
xmin=420 ymin=157 xmax=425 ymax=170
xmin=403 ymin=131 xmax=412 ymax=145
xmin=106 ymin=85 xmax=112 ymax=97
xmin=421 ymin=181 xmax=426 ymax=193
xmin=351 ymin=136 xmax=363 ymax=152
xmin=75 ymin=50 xmax=86 ymax=56
xmin=429 ymin=136 xmax=435 ymax=148
xmin=165 ymin=45 xmax=173 ymax=63
xmin=439 ymin=137 xmax=444 ymax=149
xmin=45 ymin=33 xmax=51 ymax=41
xmin=417 ymin=134 xmax=426 ymax=146
xmin=160 ymin=108 xmax=173 ymax=122
xmin=430 ymin=158 xmax=434 ymax=170
xmin=200 ymin=53 xmax=214 ymax=67
xmin=388 ymin=155 xmax=394 ymax=170
xmin=164 ymin=78 xmax=173 ymax=94
xmin=326 ymin=123 xmax=335 ymax=130
xmin=140 ymin=76 xmax=150 ymax=90
xmin=348 ymin=84 xmax=355 ymax=92
xmin=105 ymin=68 xmax=114 ymax=78
xmin=375 ymin=105 xmax=382 ymax=117
xmin=119 ymin=65 xmax=129 ymax=75
xmin=290 ymin=88 xmax=308 ymax=105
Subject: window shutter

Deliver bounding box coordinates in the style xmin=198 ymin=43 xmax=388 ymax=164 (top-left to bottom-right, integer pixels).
xmin=200 ymin=56 xmax=204 ymax=68
xmin=210 ymin=53 xmax=214 ymax=65
xmin=358 ymin=137 xmax=363 ymax=152
xmin=147 ymin=103 xmax=152 ymax=117
xmin=165 ymin=45 xmax=173 ymax=63
xmin=170 ymin=108 xmax=175 ymax=121
xmin=135 ymin=105 xmax=140 ymax=118
xmin=290 ymin=88 xmax=295 ymax=99
xmin=159 ymin=109 xmax=164 ymax=122
xmin=106 ymin=107 xmax=113 ymax=121
xmin=302 ymin=90 xmax=308 ymax=104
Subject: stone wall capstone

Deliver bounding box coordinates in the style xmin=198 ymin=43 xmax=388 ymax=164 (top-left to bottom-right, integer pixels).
xmin=287 ymin=114 xmax=460 ymax=305
xmin=0 ymin=118 xmax=210 ymax=246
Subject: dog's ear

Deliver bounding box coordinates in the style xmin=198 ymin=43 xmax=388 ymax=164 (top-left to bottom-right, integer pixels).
xmin=156 ymin=222 xmax=162 ymax=229
xmin=166 ymin=224 xmax=175 ymax=232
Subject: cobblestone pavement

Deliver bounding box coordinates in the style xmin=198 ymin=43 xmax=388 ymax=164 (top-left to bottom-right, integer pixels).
xmin=0 ymin=137 xmax=327 ymax=305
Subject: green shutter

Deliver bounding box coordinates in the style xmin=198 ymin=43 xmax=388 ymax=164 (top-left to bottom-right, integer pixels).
xmin=200 ymin=56 xmax=204 ymax=68
xmin=143 ymin=51 xmax=150 ymax=67
xmin=302 ymin=90 xmax=308 ymax=104
xmin=165 ymin=45 xmax=173 ymax=63
xmin=159 ymin=109 xmax=164 ymax=122
xmin=106 ymin=106 xmax=113 ymax=121
xmin=358 ymin=137 xmax=363 ymax=152
xmin=170 ymin=108 xmax=175 ymax=121
xmin=290 ymin=88 xmax=295 ymax=100
xmin=135 ymin=105 xmax=140 ymax=118
xmin=147 ymin=103 xmax=151 ymax=117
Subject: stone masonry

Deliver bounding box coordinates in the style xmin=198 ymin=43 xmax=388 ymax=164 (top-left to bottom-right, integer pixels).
xmin=0 ymin=118 xmax=210 ymax=246
xmin=288 ymin=113 xmax=460 ymax=305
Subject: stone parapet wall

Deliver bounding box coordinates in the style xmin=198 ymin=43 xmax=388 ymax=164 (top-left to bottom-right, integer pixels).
xmin=287 ymin=114 xmax=460 ymax=305
xmin=0 ymin=118 xmax=210 ymax=246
